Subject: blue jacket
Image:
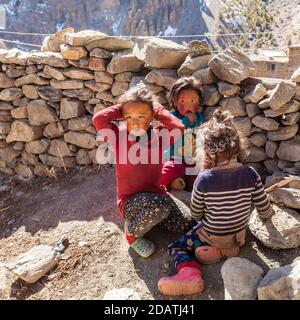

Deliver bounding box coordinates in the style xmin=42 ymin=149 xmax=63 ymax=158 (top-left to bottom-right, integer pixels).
xmin=164 ymin=111 xmax=206 ymax=161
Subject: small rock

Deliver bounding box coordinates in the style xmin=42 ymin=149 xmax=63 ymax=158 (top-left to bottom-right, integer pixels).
xmin=6 ymin=120 xmax=43 ymax=143
xmin=177 ymin=54 xmax=211 ymax=76
xmin=276 ymin=136 xmax=300 ymax=162
xmin=88 ymin=57 xmax=107 ymax=71
xmin=0 ymin=72 xmax=14 ymax=88
xmin=43 ymin=122 xmax=65 ymax=138
xmin=89 ymin=48 xmax=112 ymax=59
xmin=0 ymin=88 xmax=23 ymax=101
xmin=243 ymin=83 xmax=268 ymax=104
xmin=221 ymin=257 xmax=264 ymax=300
xmin=218 ymin=82 xmax=240 ymax=96
xmin=111 ymin=81 xmax=129 ymax=97
xmin=84 ymin=81 xmax=111 ymax=93
xmin=60 ymin=44 xmax=88 ymax=60
xmin=28 ymin=51 xmax=69 ymax=68
xmin=263 ymin=100 xmax=300 ymax=118
xmin=249 ymin=204 xmax=300 ymax=249
xmin=25 ymin=139 xmax=49 ymax=154
xmin=232 ymin=117 xmax=252 ymax=137
xmin=258 ymin=259 xmax=300 ymax=300
xmin=48 ymin=139 xmax=73 ymax=157
xmin=27 ymin=99 xmax=58 ymax=125
xmin=133 ymin=37 xmax=187 ymax=69
xmin=43 ymin=65 xmax=66 ymax=81
xmin=265 ymin=141 xmax=278 ymax=158
xmin=38 ymin=86 xmax=63 ymax=102
xmin=291 ymin=66 xmax=300 ymax=82
xmin=280 ymin=112 xmax=300 ymax=126
xmin=202 ymin=85 xmax=222 ymax=106
xmin=94 ymin=71 xmax=114 ymax=85
xmin=60 ymin=98 xmax=85 ymax=120
xmin=5 ymin=245 xmax=59 ymax=284
xmin=102 ymin=288 xmax=141 ymax=300
xmin=64 ymin=131 xmax=96 ymax=149
xmin=250 ymin=133 xmax=267 ymax=148
xmin=50 ymin=79 xmax=84 ymax=90
xmin=63 ymin=67 xmax=94 ymax=81
xmin=220 ymin=96 xmax=246 ymax=116
xmin=208 ymin=46 xmax=255 ymax=84
xmin=145 ymin=69 xmax=178 ymax=90
xmin=0 ymin=263 xmax=7 ymax=290
xmin=264 ymin=159 xmax=279 ymax=174
xmin=252 ymin=115 xmax=279 ymax=131
xmin=267 ymin=124 xmax=298 ymax=141
xmin=268 ymin=81 xmax=296 ymax=111
xmin=269 ymin=188 xmax=300 ymax=209
xmin=76 ymin=149 xmax=92 ymax=165
xmin=22 ymin=84 xmax=39 ymax=99
xmin=39 ymin=154 xmax=76 ymax=168
xmin=107 ymin=50 xmax=144 ymax=74
xmin=192 ymin=67 xmax=218 ymax=85
xmin=186 ymin=40 xmax=212 ymax=57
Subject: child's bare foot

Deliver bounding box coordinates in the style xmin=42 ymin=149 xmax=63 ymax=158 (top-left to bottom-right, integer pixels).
xmin=170 ymin=177 xmax=186 ymax=190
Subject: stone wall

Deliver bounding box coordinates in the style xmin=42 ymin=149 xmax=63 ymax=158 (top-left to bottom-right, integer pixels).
xmin=0 ymin=29 xmax=300 ymax=178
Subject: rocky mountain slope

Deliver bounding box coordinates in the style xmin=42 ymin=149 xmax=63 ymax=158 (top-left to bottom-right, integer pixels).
xmin=0 ymin=0 xmax=299 ymax=51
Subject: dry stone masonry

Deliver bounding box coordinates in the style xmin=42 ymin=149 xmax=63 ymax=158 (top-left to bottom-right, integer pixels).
xmin=0 ymin=29 xmax=299 ymax=180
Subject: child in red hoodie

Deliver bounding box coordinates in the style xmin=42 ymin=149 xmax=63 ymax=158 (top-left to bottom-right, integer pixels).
xmin=92 ymin=86 xmax=196 ymax=258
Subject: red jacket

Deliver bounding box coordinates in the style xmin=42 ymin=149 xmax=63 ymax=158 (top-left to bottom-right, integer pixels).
xmin=92 ymin=102 xmax=184 ymax=218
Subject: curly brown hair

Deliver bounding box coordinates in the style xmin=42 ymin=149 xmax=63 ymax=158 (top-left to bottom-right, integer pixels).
xmin=117 ymin=85 xmax=158 ymax=111
xmin=199 ymin=109 xmax=244 ymax=166
xmin=168 ymin=77 xmax=202 ymax=110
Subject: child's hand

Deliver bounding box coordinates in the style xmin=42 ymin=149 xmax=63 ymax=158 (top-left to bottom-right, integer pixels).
xmin=186 ymin=112 xmax=197 ymax=124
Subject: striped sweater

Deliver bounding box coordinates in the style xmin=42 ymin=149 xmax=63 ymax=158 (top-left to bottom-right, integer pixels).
xmin=191 ymin=165 xmax=272 ymax=236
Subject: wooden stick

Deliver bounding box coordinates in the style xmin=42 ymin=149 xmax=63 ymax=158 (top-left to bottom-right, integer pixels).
xmin=0 ymin=206 xmax=12 ymax=213
xmin=57 ymin=147 xmax=68 ymax=174
xmin=46 ymin=167 xmax=57 ymax=180
xmin=265 ymin=176 xmax=296 ymax=194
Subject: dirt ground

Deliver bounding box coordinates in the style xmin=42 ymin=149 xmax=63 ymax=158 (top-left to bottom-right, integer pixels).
xmin=0 ymin=166 xmax=299 ymax=300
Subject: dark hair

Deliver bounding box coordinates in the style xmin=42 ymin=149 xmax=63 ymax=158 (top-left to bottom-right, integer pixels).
xmin=168 ymin=77 xmax=202 ymax=109
xmin=117 ymin=85 xmax=158 ymax=111
xmin=201 ymin=109 xmax=244 ymax=166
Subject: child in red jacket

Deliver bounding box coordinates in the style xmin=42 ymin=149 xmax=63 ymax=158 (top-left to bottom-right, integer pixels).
xmin=92 ymin=86 xmax=196 ymax=258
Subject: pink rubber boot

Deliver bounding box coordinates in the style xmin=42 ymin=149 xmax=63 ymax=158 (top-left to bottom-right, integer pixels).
xmin=158 ymin=267 xmax=204 ymax=296
xmin=195 ymin=246 xmax=239 ymax=264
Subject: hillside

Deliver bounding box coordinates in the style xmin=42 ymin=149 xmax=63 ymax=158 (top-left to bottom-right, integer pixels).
xmin=0 ymin=0 xmax=299 ymax=52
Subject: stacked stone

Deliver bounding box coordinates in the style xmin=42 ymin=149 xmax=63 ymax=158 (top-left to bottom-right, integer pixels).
xmin=178 ymin=45 xmax=300 ymax=176
xmin=0 ymin=28 xmax=299 ymax=179
xmin=0 ymin=30 xmax=136 ymax=177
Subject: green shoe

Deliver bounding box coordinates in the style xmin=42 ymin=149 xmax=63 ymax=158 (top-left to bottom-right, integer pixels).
xmin=130 ymin=238 xmax=155 ymax=258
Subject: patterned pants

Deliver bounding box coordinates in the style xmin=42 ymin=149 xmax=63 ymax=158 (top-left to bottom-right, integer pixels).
xmin=124 ymin=192 xmax=196 ymax=238
xmin=168 ymin=222 xmax=208 ymax=270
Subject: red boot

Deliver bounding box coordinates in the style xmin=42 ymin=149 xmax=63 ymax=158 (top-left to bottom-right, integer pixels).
xmin=158 ymin=267 xmax=204 ymax=296
xmin=195 ymin=246 xmax=239 ymax=264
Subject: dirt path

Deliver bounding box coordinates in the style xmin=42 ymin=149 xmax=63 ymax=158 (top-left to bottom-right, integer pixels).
xmin=0 ymin=166 xmax=299 ymax=300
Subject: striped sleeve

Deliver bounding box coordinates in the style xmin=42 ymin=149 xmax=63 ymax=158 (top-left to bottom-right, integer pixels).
xmin=190 ymin=186 xmax=204 ymax=221
xmin=252 ymin=173 xmax=273 ymax=220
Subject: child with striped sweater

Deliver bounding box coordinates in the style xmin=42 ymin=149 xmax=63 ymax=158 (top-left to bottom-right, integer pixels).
xmin=158 ymin=109 xmax=274 ymax=296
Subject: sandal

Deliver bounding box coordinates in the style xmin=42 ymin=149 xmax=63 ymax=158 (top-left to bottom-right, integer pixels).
xmin=130 ymin=238 xmax=155 ymax=258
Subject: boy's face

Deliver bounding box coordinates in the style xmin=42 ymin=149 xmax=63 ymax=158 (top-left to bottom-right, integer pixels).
xmin=176 ymin=89 xmax=200 ymax=116
xmin=122 ymin=101 xmax=154 ymax=136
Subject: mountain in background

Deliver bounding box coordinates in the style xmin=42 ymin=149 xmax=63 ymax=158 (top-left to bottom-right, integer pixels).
xmin=0 ymin=0 xmax=299 ymax=52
